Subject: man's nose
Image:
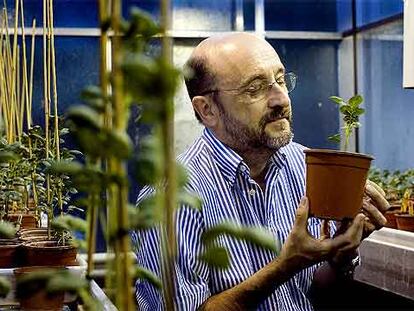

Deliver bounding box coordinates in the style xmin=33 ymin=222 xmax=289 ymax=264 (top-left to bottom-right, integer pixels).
xmin=268 ymin=83 xmax=290 ymax=108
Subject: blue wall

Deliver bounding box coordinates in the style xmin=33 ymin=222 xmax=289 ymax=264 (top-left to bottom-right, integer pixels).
xmin=359 ymin=38 xmax=414 ymax=171
xmin=270 ymin=39 xmax=340 ymax=149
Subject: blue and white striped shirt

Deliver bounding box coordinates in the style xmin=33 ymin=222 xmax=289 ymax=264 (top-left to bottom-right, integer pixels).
xmin=132 ymin=128 xmax=324 ymax=310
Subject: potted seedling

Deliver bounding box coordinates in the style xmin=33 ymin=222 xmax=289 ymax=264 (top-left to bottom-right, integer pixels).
xmin=395 ymin=170 xmax=414 ymax=232
xmin=304 ymin=95 xmax=373 ymax=220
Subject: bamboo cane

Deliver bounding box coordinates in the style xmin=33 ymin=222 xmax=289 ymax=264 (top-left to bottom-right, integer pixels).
xmin=20 ymin=0 xmax=30 ymax=132
xmin=43 ymin=0 xmax=52 ymax=234
xmin=3 ymin=7 xmax=14 ymax=142
xmin=11 ymin=0 xmax=20 ymax=142
xmin=111 ymin=0 xmax=134 ymax=309
xmin=29 ymin=19 xmax=36 ymax=125
xmin=48 ymin=0 xmax=63 ymax=217
xmin=159 ymin=0 xmax=176 ymax=308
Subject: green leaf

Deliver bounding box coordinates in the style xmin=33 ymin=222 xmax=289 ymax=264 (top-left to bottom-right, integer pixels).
xmin=202 ymin=222 xmax=279 ymax=253
xmin=355 ymin=107 xmax=365 ymax=116
xmin=0 ymin=276 xmax=11 ymax=298
xmin=0 ymin=221 xmax=17 ymax=239
xmin=51 ymin=215 xmax=87 ymax=233
xmin=178 ymin=192 xmax=202 ymax=211
xmin=349 ymin=94 xmax=363 ymax=107
xmin=328 ymin=133 xmax=341 ymax=143
xmin=46 ymin=271 xmax=88 ymax=293
xmin=329 ymin=96 xmax=344 ymax=105
xmin=0 ymin=151 xmax=19 ymax=163
xmin=129 ymin=195 xmax=163 ymax=230
xmin=67 ymin=105 xmax=102 ymax=130
xmin=46 ymin=160 xmax=83 ymax=176
xmin=105 ymin=130 xmax=133 ymax=159
xmin=198 ymin=245 xmax=230 ymax=269
xmin=134 ymin=267 xmax=162 ymax=290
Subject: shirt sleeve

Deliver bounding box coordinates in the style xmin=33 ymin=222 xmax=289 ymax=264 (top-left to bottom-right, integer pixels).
xmin=133 ymin=195 xmax=210 ymax=310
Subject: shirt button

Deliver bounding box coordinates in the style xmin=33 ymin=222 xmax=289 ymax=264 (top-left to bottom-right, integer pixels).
xmin=240 ymin=166 xmax=246 ymax=172
xmin=249 ymin=189 xmax=256 ymax=196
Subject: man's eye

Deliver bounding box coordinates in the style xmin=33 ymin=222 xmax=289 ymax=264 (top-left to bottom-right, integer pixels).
xmin=276 ymin=76 xmax=286 ymax=85
xmin=246 ymin=82 xmax=265 ymax=93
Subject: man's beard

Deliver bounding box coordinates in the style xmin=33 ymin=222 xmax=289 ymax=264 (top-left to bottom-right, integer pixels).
xmin=218 ymin=103 xmax=293 ymax=151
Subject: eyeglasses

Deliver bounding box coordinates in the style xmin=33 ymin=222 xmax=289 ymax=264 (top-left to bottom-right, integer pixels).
xmin=200 ymin=72 xmax=297 ymax=97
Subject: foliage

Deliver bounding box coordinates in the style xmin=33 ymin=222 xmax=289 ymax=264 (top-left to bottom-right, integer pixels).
xmin=328 ymin=95 xmax=365 ymax=151
xmin=368 ymin=168 xmax=414 ymax=203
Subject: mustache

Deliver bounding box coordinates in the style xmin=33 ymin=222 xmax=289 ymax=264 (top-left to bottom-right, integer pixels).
xmin=260 ymin=107 xmax=291 ymax=126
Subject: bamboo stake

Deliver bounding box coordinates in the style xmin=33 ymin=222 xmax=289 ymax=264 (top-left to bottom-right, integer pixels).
xmin=29 ymin=19 xmax=36 ymax=125
xmin=11 ymin=0 xmax=20 ymax=142
xmin=16 ymin=44 xmax=23 ymax=140
xmin=92 ymin=0 xmax=110 ymax=286
xmin=43 ymin=0 xmax=52 ymax=234
xmin=111 ymin=0 xmax=134 ymax=308
xmin=3 ymin=7 xmax=14 ymax=142
xmin=159 ymin=0 xmax=176 ymax=308
xmin=48 ymin=0 xmax=63 ymax=217
xmin=20 ymin=0 xmax=30 ymax=132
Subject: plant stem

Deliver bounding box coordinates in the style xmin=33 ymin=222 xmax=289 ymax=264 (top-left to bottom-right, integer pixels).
xmin=111 ymin=0 xmax=134 ymax=309
xmin=159 ymin=0 xmax=176 ymax=309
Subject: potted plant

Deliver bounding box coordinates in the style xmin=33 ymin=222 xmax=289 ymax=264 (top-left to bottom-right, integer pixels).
xmin=304 ymin=95 xmax=373 ymax=220
xmin=395 ymin=173 xmax=414 ymax=232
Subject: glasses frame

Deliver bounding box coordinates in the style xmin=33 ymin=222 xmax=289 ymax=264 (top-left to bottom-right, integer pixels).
xmin=199 ymin=72 xmax=297 ymax=96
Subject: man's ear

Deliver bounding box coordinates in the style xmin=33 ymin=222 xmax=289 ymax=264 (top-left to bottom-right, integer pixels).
xmin=192 ymin=96 xmax=219 ymax=127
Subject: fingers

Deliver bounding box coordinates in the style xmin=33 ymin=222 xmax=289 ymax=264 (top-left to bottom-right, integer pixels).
xmin=294 ymin=197 xmax=309 ymax=229
xmin=365 ymin=182 xmax=390 ymax=213
xmin=366 ymin=179 xmax=386 ymax=197
xmin=327 ymin=214 xmax=365 ymax=252
xmin=320 ymin=220 xmax=330 ymax=240
xmin=362 ymin=198 xmax=387 ymax=229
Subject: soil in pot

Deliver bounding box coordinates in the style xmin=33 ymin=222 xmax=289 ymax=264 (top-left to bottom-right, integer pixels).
xmin=14 ymin=266 xmax=65 ymax=311
xmin=23 ymin=240 xmax=77 ymax=266
xmin=304 ymin=149 xmax=373 ymax=220
xmin=395 ymin=214 xmax=414 ymax=232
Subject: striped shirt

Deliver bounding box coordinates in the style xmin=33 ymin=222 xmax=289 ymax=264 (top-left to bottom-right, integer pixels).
xmin=132 ymin=128 xmax=325 ymax=311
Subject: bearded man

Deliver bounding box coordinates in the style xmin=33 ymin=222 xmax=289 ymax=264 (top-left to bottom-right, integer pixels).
xmin=133 ymin=32 xmax=389 ymax=311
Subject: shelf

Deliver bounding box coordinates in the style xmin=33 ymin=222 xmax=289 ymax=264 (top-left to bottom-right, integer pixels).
xmin=355 ymin=227 xmax=414 ymax=300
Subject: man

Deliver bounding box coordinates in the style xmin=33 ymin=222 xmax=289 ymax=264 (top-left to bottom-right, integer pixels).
xmin=134 ymin=32 xmax=389 ymax=310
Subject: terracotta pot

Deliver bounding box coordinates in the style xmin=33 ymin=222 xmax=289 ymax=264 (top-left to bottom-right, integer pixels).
xmin=384 ymin=210 xmax=399 ymax=229
xmin=18 ymin=228 xmax=54 ymax=242
xmin=23 ymin=240 xmax=77 ymax=266
xmin=7 ymin=213 xmax=38 ymax=229
xmin=14 ymin=266 xmax=65 ymax=311
xmin=0 ymin=239 xmax=21 ymax=268
xmin=304 ymin=149 xmax=373 ymax=220
xmin=395 ymin=214 xmax=414 ymax=232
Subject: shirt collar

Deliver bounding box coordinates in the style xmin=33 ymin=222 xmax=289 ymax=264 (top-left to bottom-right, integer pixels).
xmin=202 ymin=128 xmax=289 ymax=184
xmin=203 ymin=128 xmax=243 ymax=185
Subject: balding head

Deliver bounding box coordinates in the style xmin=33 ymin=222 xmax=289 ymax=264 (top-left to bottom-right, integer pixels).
xmin=184 ymin=33 xmax=279 ymax=122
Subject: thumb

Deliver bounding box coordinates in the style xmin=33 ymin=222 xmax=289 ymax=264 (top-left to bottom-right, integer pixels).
xmin=294 ymin=197 xmax=310 ymax=229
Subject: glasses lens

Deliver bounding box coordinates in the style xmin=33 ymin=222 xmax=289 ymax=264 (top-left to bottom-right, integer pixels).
xmin=285 ymin=72 xmax=297 ymax=93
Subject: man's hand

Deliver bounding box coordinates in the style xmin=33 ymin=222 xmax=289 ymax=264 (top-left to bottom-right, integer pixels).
xmin=362 ymin=179 xmax=390 ymax=238
xmin=327 ymin=179 xmax=390 ymax=267
xmin=278 ymin=197 xmax=365 ymax=273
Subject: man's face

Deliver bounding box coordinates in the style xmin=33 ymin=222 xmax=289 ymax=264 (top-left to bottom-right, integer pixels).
xmin=211 ymin=37 xmax=293 ymax=151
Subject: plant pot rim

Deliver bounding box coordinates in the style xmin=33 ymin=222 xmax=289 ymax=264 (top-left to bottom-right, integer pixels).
xmin=24 ymin=240 xmax=76 ymax=250
xmin=395 ymin=213 xmax=414 ymax=218
xmin=304 ymin=148 xmax=374 ymax=160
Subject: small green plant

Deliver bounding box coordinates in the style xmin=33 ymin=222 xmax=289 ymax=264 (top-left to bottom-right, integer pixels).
xmin=328 ymin=95 xmax=365 ymax=151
